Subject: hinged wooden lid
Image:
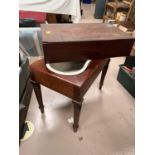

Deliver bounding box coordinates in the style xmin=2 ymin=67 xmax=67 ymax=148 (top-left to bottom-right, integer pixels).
xmin=41 ymin=23 xmax=134 ymax=63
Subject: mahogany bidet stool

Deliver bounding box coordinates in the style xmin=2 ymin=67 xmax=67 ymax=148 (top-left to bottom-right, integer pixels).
xmin=30 ymin=58 xmax=110 ymax=132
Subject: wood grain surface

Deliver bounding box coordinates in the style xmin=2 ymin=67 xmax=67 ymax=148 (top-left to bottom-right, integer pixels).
xmin=41 ymin=23 xmax=134 ymax=63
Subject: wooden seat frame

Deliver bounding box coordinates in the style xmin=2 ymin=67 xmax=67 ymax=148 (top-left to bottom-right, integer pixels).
xmin=30 ymin=58 xmax=110 ymax=132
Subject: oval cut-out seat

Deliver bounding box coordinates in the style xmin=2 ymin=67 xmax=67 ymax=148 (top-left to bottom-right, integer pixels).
xmin=46 ymin=60 xmax=91 ymax=76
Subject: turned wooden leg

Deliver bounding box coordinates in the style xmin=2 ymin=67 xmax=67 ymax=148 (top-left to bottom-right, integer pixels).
xmin=72 ymin=99 xmax=83 ymax=132
xmin=99 ymin=59 xmax=110 ymax=90
xmin=31 ymin=81 xmax=44 ymax=113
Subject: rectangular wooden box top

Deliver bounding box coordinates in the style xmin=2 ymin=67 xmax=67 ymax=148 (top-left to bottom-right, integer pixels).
xmin=41 ymin=23 xmax=133 ymax=43
xmin=41 ymin=23 xmax=134 ymax=63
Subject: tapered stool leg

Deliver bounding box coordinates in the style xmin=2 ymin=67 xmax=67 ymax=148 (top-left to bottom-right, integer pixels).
xmin=99 ymin=59 xmax=110 ymax=90
xmin=31 ymin=81 xmax=44 ymax=113
xmin=72 ymin=99 xmax=83 ymax=132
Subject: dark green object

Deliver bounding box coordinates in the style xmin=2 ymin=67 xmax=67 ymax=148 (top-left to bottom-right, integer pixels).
xmin=117 ymin=64 xmax=135 ymax=97
xmin=19 ymin=18 xmax=36 ymax=27
xmin=124 ymin=56 xmax=135 ymax=69
xmin=94 ymin=0 xmax=106 ymax=19
xmin=19 ymin=58 xmax=30 ymax=101
xmin=19 ymin=57 xmax=33 ymax=141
